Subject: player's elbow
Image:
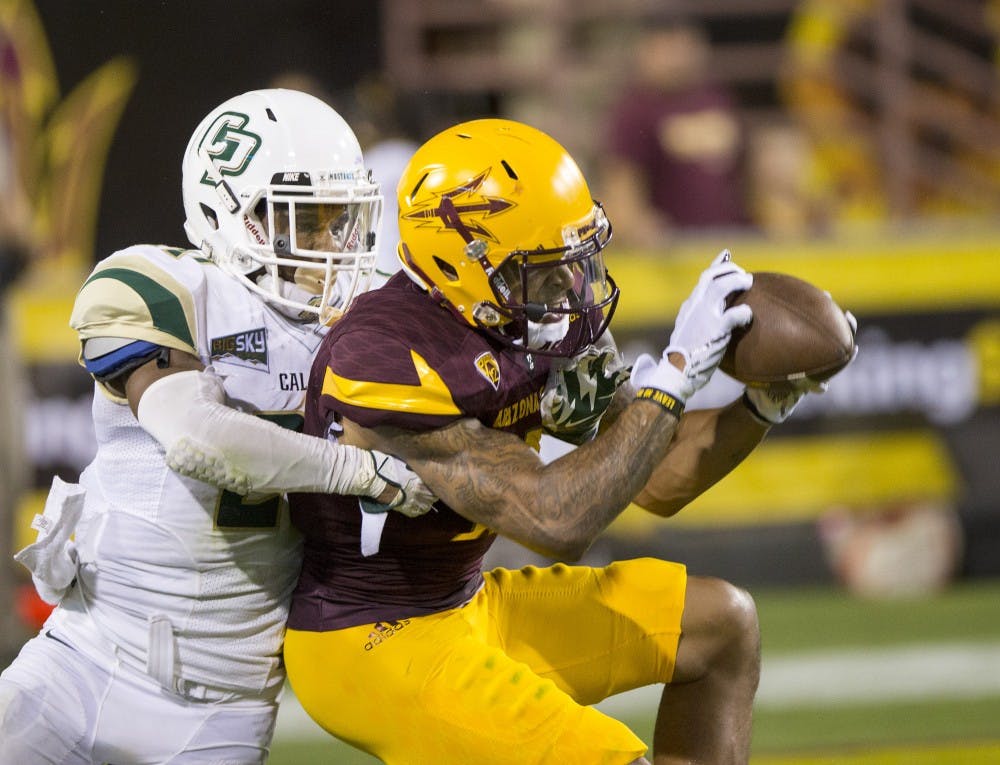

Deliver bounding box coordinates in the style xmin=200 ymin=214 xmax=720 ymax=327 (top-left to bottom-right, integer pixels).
xmin=526 ymin=524 xmax=594 ymax=562
xmin=497 ymin=492 xmax=607 ymax=561
xmin=549 ymin=538 xmax=590 ymax=562
xmin=533 ymin=538 xmax=591 ymax=563
xmin=633 ymin=489 xmax=686 ymax=518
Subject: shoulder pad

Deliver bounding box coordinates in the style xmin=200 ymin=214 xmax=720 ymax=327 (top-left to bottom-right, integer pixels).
xmin=70 ymin=245 xmax=204 ymax=357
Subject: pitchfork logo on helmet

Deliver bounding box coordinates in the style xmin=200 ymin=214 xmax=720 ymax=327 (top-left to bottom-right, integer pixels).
xmin=401 ymin=169 xmax=515 ymax=244
xmin=397 ymin=118 xmax=619 ymax=357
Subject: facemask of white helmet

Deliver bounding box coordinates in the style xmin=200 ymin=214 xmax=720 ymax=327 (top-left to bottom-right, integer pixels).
xmin=251 ymin=198 xmax=376 ymax=324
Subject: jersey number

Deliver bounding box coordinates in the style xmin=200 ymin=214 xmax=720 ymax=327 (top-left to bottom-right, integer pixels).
xmin=214 ymin=412 xmax=304 ymax=529
xmin=216 ymin=492 xmax=281 ymax=529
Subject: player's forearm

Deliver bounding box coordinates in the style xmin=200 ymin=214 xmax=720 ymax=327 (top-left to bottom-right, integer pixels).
xmin=531 ymin=399 xmax=680 ymax=557
xmin=634 ymin=397 xmax=768 ymax=517
xmin=136 ymin=369 xmax=385 ymax=497
xmin=381 ymin=401 xmax=680 ymax=560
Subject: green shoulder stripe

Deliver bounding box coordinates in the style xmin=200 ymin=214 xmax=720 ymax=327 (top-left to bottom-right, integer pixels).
xmin=82 ymin=267 xmax=195 ymax=348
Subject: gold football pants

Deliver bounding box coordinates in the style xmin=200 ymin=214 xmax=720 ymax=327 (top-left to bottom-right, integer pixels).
xmin=284 ymin=557 xmax=687 ymax=765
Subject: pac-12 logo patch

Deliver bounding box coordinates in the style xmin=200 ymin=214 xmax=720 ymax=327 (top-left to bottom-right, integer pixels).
xmin=474 ymin=351 xmax=500 ymax=390
xmin=210 ymin=327 xmax=268 ymax=371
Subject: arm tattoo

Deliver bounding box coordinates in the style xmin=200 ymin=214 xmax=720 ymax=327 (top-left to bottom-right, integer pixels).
xmin=367 ymin=400 xmax=680 ymax=560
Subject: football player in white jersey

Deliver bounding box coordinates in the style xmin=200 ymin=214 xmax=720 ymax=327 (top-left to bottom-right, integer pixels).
xmin=0 ymin=88 xmax=434 ymax=764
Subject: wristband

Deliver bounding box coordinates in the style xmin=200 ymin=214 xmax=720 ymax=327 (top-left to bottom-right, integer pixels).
xmin=636 ymin=387 xmax=685 ymax=420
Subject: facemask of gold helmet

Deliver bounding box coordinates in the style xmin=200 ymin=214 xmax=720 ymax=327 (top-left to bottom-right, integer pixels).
xmin=396 ymin=119 xmax=619 ymax=357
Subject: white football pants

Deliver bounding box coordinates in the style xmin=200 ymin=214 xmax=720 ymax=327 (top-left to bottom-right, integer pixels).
xmin=0 ymin=629 xmax=279 ymax=764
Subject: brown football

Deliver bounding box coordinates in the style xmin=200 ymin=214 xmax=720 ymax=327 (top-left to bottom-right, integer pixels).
xmin=720 ymin=272 xmax=855 ymax=385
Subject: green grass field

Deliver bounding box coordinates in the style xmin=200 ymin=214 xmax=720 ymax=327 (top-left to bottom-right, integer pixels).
xmin=267 ymin=579 xmax=1000 ymax=764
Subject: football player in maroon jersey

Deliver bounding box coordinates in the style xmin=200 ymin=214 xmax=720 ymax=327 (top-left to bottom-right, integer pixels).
xmin=286 ymin=119 xmax=809 ymax=764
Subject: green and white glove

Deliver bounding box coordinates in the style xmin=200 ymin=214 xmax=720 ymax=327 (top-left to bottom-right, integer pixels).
xmin=541 ymin=345 xmax=631 ymax=445
xmin=742 ymin=379 xmax=827 ymax=425
xmin=360 ymin=451 xmax=437 ymax=518
xmin=743 ymin=309 xmax=858 ymax=425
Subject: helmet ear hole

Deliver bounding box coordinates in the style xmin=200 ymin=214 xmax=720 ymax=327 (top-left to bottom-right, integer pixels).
xmin=199 ymin=203 xmax=219 ymax=231
xmin=433 ymin=256 xmax=459 ymax=282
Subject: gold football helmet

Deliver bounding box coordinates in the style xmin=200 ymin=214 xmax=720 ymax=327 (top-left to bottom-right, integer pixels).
xmin=397 ymin=119 xmax=618 ymax=356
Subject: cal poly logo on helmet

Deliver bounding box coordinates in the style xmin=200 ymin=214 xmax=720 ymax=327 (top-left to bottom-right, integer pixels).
xmin=198 ymin=111 xmax=262 ymax=185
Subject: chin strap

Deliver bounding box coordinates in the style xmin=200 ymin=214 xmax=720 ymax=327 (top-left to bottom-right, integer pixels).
xmin=254 ymin=272 xmax=340 ymax=321
xmin=525 ymin=314 xmax=570 ymax=349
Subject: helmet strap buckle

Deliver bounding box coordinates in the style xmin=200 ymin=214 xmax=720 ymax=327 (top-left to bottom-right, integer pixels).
xmin=214 ymin=180 xmax=240 ymax=213
xmin=472 ymin=302 xmax=504 ymax=327
xmin=464 ymin=238 xmax=489 ymax=261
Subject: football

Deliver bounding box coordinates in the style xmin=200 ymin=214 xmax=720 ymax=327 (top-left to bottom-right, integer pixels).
xmin=720 ymin=271 xmax=855 ymax=385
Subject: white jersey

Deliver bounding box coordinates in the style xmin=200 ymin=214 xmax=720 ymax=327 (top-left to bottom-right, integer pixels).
xmin=53 ymin=244 xmax=326 ymax=696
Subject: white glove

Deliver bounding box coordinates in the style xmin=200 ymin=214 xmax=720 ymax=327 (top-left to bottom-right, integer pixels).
xmin=13 ymin=477 xmax=85 ymax=605
xmin=744 ymin=309 xmax=858 ymax=425
xmin=360 ymin=451 xmax=437 ymax=518
xmin=541 ymin=345 xmax=631 ymax=444
xmin=631 ymin=250 xmax=753 ymax=410
xmin=743 ymin=379 xmax=827 ymax=425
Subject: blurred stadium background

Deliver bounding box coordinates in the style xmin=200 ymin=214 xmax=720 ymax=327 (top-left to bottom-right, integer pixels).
xmin=1 ymin=0 xmax=998 ymax=761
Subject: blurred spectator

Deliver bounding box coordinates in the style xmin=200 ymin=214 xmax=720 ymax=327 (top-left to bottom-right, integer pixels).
xmin=267 ymin=70 xmax=337 ymax=107
xmin=818 ymin=501 xmax=965 ymax=599
xmin=746 ymin=120 xmax=829 ymax=238
xmin=350 ymin=73 xmax=424 ymax=287
xmin=780 ymin=0 xmax=889 ymax=227
xmin=600 ymin=18 xmax=750 ymax=249
xmin=365 ymin=136 xmax=418 ymax=286
xmin=268 ymin=70 xmax=424 ymax=286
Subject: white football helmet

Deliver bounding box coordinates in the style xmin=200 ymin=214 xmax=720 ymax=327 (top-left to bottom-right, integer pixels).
xmin=182 ymin=88 xmax=382 ymax=323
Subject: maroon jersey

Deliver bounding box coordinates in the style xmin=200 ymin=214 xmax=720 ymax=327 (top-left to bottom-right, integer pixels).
xmin=289 ymin=272 xmax=589 ymax=631
xmin=607 ymin=83 xmax=748 ymax=228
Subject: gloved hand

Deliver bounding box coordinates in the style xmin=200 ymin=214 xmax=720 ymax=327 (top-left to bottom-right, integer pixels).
xmin=745 ymin=309 xmax=858 ymax=425
xmin=361 ymin=451 xmax=437 ymax=518
xmin=13 ymin=477 xmax=85 ymax=605
xmin=743 ymin=378 xmax=827 ymax=425
xmin=631 ymin=250 xmax=753 ymax=413
xmin=541 ymin=345 xmax=631 ymax=444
